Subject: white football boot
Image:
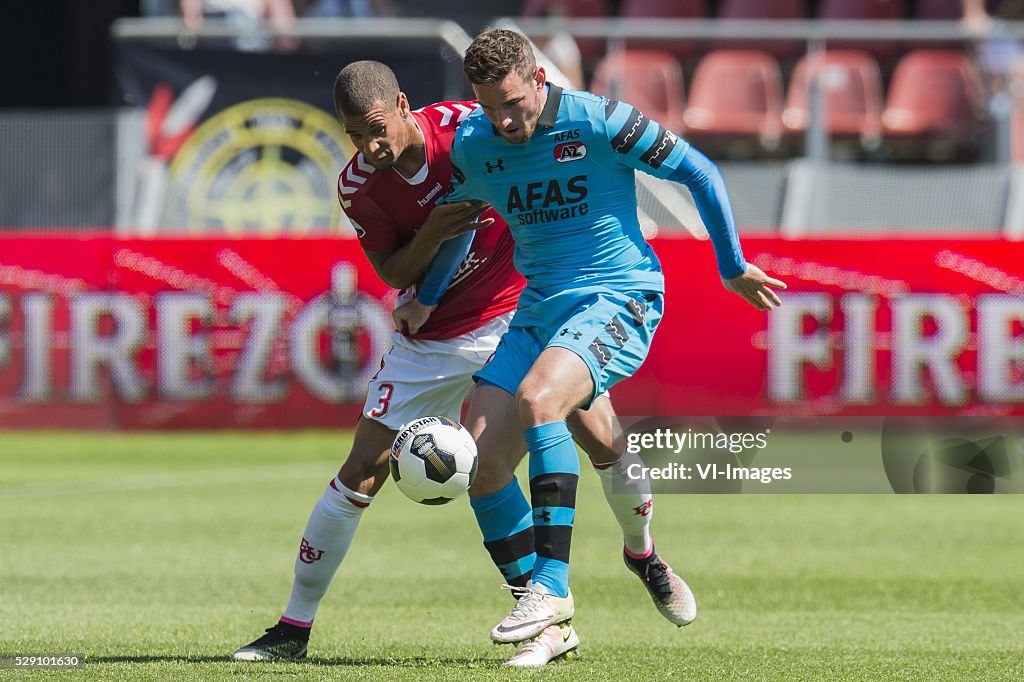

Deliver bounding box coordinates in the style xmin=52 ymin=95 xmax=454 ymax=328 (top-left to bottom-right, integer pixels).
xmin=624 ymin=548 xmax=697 ymax=626
xmin=502 ymin=622 xmax=580 ymax=668
xmin=490 ymin=582 xmax=575 ymax=644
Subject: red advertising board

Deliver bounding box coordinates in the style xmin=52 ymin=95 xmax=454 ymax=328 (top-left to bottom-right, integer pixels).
xmin=1 ymin=235 xmax=1022 ymax=428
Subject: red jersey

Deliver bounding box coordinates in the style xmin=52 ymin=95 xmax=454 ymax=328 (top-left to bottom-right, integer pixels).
xmin=338 ymin=100 xmax=523 ymax=340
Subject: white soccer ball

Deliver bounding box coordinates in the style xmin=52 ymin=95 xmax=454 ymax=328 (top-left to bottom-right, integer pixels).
xmin=390 ymin=416 xmax=479 ymax=505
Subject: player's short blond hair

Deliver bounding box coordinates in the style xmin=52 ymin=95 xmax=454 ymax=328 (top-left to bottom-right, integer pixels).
xmin=463 ymin=28 xmax=536 ymax=86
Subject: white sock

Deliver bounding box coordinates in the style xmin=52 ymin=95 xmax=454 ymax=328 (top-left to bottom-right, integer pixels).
xmin=281 ymin=478 xmax=372 ymax=625
xmin=594 ymin=454 xmax=653 ymax=557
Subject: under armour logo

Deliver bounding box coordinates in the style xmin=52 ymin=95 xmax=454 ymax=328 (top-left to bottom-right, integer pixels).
xmin=633 ymin=499 xmax=653 ymax=517
xmin=560 ymin=328 xmax=583 ymax=340
xmin=485 ymin=159 xmax=505 ymax=173
xmin=533 ymin=509 xmax=552 ymax=523
xmin=299 ymin=537 xmax=325 ymax=564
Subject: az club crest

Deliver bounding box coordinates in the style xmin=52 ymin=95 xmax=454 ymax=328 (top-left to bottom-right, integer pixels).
xmin=554 ymin=141 xmax=587 ymax=162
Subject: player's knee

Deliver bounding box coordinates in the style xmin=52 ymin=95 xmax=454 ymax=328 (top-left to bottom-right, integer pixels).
xmin=515 ymin=381 xmax=569 ymax=425
xmin=336 ymin=453 xmax=388 ymax=493
xmin=470 ymin=449 xmax=517 ymax=498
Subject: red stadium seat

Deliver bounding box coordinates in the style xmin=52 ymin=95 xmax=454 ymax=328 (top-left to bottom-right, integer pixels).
xmin=591 ymin=50 xmax=686 ymax=133
xmin=818 ymin=0 xmax=905 ymax=20
xmin=619 ymin=0 xmax=706 ymax=17
xmin=521 ymin=0 xmax=609 ymax=17
xmin=619 ymin=0 xmax=707 ymax=59
xmin=683 ymin=50 xmax=784 ymax=150
xmin=818 ymin=0 xmax=905 ymax=56
xmin=719 ymin=0 xmax=804 ymax=19
xmin=521 ymin=0 xmax=611 ymax=60
xmin=783 ymin=50 xmax=884 ymax=147
xmin=882 ymin=50 xmax=985 ymax=157
xmin=717 ymin=0 xmax=806 ymax=57
xmin=915 ymin=0 xmax=962 ymax=20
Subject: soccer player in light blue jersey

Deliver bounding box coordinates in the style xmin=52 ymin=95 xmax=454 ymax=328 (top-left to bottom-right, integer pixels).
xmin=398 ymin=28 xmax=786 ymax=664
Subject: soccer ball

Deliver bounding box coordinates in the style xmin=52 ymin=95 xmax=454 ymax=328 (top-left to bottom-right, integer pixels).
xmin=390 ymin=416 xmax=478 ymax=505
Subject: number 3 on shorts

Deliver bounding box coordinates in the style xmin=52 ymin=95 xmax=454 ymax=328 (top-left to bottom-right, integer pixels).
xmin=369 ymin=383 xmax=394 ymax=418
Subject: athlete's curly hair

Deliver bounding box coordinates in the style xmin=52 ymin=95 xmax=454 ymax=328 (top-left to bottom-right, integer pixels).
xmin=463 ymin=28 xmax=536 ymax=86
xmin=333 ymin=60 xmax=400 ymax=118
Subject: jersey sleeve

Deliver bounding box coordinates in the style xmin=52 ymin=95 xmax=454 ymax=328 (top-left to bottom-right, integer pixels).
xmin=599 ymin=99 xmax=746 ymax=279
xmin=599 ymin=99 xmax=689 ymax=180
xmin=343 ymin=194 xmax=397 ymax=253
xmin=417 ymin=231 xmax=474 ymax=306
xmin=442 ymin=134 xmax=476 ymax=204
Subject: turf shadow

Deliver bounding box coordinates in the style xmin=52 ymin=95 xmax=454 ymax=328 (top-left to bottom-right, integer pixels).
xmin=88 ymin=655 xmax=498 ymax=667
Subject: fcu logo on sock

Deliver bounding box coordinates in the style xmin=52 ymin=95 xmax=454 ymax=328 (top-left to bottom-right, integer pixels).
xmin=633 ymin=499 xmax=653 ymax=517
xmin=299 ymin=537 xmax=325 ymax=564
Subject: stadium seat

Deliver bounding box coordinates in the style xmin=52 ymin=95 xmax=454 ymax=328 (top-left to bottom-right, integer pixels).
xmin=619 ymin=0 xmax=705 ymax=15
xmin=619 ymin=0 xmax=707 ymax=59
xmin=882 ymin=49 xmax=985 ymax=159
xmin=521 ymin=0 xmax=609 ymax=17
xmin=716 ymin=0 xmax=806 ymax=57
xmin=719 ymin=0 xmax=804 ymax=19
xmin=521 ymin=0 xmax=611 ymax=61
xmin=818 ymin=0 xmax=905 ymax=20
xmin=915 ymin=0 xmax=962 ymax=20
xmin=591 ymin=50 xmax=686 ymax=133
xmin=683 ymin=50 xmax=784 ymax=151
xmin=783 ymin=50 xmax=884 ymax=148
xmin=817 ymin=0 xmax=905 ymax=57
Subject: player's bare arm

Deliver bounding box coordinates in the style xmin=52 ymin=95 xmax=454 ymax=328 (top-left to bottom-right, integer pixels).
xmin=392 ymin=297 xmax=434 ymax=334
xmin=723 ymin=263 xmax=787 ymax=311
xmin=362 ymin=201 xmax=493 ymax=289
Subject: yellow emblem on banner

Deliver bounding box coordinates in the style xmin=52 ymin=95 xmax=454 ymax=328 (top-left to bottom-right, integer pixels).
xmin=166 ymin=98 xmax=358 ymax=235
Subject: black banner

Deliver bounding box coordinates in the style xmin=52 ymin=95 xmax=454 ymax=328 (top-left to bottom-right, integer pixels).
xmin=115 ymin=36 xmax=469 ymax=234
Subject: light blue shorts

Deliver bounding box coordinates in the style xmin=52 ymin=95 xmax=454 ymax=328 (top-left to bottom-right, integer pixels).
xmin=474 ymin=285 xmax=664 ymax=407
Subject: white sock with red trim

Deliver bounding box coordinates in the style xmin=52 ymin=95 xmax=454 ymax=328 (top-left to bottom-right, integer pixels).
xmin=593 ymin=455 xmax=653 ymax=557
xmin=281 ymin=477 xmax=372 ymax=626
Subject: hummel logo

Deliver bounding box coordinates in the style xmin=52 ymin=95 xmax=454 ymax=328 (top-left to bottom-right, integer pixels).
xmin=559 ymin=328 xmax=583 ymax=340
xmin=534 ymin=509 xmax=552 ymax=523
xmin=485 ymin=159 xmax=505 ymax=173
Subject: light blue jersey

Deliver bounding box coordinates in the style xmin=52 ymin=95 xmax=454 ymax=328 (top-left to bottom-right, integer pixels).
xmin=417 ymin=84 xmax=747 ymax=403
xmin=419 ymin=84 xmax=746 ymax=305
xmin=447 ymin=84 xmax=677 ymax=296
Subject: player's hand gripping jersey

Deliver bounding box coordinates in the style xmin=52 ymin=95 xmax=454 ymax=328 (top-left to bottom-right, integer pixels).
xmin=337 ymin=100 xmax=524 ymax=340
xmin=419 ymin=86 xmax=747 ymax=303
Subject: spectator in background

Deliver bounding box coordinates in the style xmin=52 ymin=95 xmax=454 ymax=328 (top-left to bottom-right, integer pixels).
xmin=521 ymin=2 xmax=587 ymax=88
xmin=179 ymin=0 xmax=295 ymax=31
xmin=141 ymin=0 xmax=179 ymax=16
xmin=296 ymin=0 xmax=397 ymax=17
xmin=963 ymin=0 xmax=1023 ymax=161
xmin=538 ymin=30 xmax=584 ymax=88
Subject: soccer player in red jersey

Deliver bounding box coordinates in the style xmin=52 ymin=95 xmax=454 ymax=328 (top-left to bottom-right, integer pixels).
xmin=233 ymin=61 xmax=685 ymax=666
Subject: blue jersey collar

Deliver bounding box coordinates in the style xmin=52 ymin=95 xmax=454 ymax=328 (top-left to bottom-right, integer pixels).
xmin=537 ymin=83 xmax=563 ymax=129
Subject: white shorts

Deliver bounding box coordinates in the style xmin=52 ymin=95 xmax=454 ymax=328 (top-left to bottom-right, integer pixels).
xmin=362 ymin=312 xmax=513 ymax=431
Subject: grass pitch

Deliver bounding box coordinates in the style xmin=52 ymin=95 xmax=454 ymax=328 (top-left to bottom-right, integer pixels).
xmin=1 ymin=431 xmax=1022 ymax=681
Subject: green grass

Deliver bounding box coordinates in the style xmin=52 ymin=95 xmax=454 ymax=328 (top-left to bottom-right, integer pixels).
xmin=1 ymin=431 xmax=1022 ymax=681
